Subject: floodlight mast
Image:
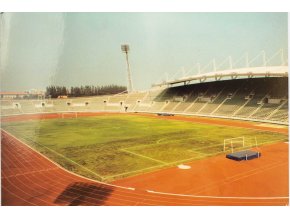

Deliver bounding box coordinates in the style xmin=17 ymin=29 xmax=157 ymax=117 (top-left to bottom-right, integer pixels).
xmin=121 ymin=44 xmax=133 ymax=93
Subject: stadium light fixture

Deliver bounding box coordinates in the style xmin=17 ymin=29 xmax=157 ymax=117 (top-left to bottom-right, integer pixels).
xmin=121 ymin=44 xmax=133 ymax=93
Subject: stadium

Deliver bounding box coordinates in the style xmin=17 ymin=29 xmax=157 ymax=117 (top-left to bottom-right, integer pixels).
xmin=1 ymin=46 xmax=289 ymax=206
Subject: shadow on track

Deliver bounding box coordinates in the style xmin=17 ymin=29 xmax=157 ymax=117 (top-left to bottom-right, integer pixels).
xmin=54 ymin=182 xmax=114 ymax=206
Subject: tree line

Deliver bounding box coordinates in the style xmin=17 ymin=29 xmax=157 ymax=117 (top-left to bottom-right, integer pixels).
xmin=46 ymin=85 xmax=127 ymax=98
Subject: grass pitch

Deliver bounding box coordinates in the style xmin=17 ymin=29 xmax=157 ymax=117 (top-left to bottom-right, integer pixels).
xmin=2 ymin=114 xmax=287 ymax=181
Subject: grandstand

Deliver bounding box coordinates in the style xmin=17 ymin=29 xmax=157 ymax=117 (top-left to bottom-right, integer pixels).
xmin=84 ymin=96 xmax=108 ymax=111
xmin=154 ymin=77 xmax=288 ymax=124
xmin=1 ymin=75 xmax=288 ymax=125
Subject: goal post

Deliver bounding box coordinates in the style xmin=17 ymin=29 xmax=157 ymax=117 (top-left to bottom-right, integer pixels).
xmin=223 ymin=136 xmax=258 ymax=153
xmin=60 ymin=112 xmax=78 ymax=119
xmin=223 ymin=136 xmax=245 ymax=153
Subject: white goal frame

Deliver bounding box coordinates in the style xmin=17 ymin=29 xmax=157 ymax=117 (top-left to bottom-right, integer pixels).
xmin=223 ymin=136 xmax=259 ymax=153
xmin=223 ymin=136 xmax=245 ymax=153
xmin=60 ymin=112 xmax=78 ymax=119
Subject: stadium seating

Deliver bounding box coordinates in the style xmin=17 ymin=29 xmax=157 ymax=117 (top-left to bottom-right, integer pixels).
xmin=53 ymin=99 xmax=69 ymax=112
xmin=86 ymin=96 xmax=108 ymax=111
xmin=1 ymin=77 xmax=288 ymax=125
xmin=149 ymin=102 xmax=166 ymax=112
xmin=108 ymin=94 xmax=127 ymax=104
xmin=18 ymin=100 xmax=36 ymax=114
xmin=124 ymin=92 xmax=147 ymax=112
xmin=154 ymin=77 xmax=288 ymax=124
xmin=268 ymin=102 xmax=288 ymax=122
xmin=133 ymin=88 xmax=164 ymax=112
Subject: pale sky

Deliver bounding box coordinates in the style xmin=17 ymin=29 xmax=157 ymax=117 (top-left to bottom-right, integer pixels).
xmin=0 ymin=13 xmax=288 ymax=92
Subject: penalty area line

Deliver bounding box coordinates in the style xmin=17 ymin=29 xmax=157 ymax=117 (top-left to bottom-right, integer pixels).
xmin=121 ymin=148 xmax=167 ymax=165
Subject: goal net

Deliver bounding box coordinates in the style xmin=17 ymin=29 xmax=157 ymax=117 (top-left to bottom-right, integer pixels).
xmin=223 ymin=136 xmax=258 ymax=153
xmin=60 ymin=112 xmax=78 ymax=119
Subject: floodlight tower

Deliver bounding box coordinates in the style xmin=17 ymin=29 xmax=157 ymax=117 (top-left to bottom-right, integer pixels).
xmin=121 ymin=44 xmax=133 ymax=93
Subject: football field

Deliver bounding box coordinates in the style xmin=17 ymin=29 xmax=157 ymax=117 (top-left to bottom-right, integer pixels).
xmin=2 ymin=114 xmax=287 ymax=181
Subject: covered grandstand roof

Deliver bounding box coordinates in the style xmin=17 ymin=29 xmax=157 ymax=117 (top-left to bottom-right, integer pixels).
xmin=152 ymin=66 xmax=288 ymax=87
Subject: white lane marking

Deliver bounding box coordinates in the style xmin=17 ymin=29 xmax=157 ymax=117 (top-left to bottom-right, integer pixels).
xmin=2 ymin=129 xmax=135 ymax=191
xmin=146 ymin=190 xmax=289 ymax=200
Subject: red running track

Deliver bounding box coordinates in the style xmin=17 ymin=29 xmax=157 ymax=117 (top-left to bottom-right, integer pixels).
xmin=1 ymin=113 xmax=289 ymax=206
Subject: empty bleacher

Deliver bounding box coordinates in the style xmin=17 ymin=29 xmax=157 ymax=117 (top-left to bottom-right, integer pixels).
xmin=133 ymin=88 xmax=164 ymax=112
xmin=85 ymin=96 xmax=107 ymax=111
xmin=18 ymin=100 xmax=36 ymax=114
xmin=1 ymin=77 xmax=288 ymax=125
xmin=124 ymin=92 xmax=147 ymax=112
xmin=162 ymin=101 xmax=181 ymax=112
xmin=152 ymin=77 xmax=288 ymax=124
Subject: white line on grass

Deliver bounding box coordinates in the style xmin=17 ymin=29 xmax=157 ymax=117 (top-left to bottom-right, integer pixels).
xmin=187 ymin=150 xmax=207 ymax=156
xmin=106 ymin=151 xmax=213 ymax=180
xmin=121 ymin=137 xmax=286 ymax=174
xmin=121 ymin=149 xmax=167 ymax=164
xmin=4 ymin=117 xmax=287 ymax=186
xmin=190 ymin=138 xmax=286 ymax=153
xmin=154 ymin=114 xmax=288 ymax=135
xmin=106 ymin=138 xmax=287 ymax=180
xmin=5 ymin=128 xmax=104 ymax=180
xmin=156 ymin=138 xmax=167 ymax=144
xmin=122 ymin=127 xmax=286 ymax=152
xmin=104 ymin=164 xmax=166 ymax=180
xmin=1 ymin=129 xmax=135 ymax=190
